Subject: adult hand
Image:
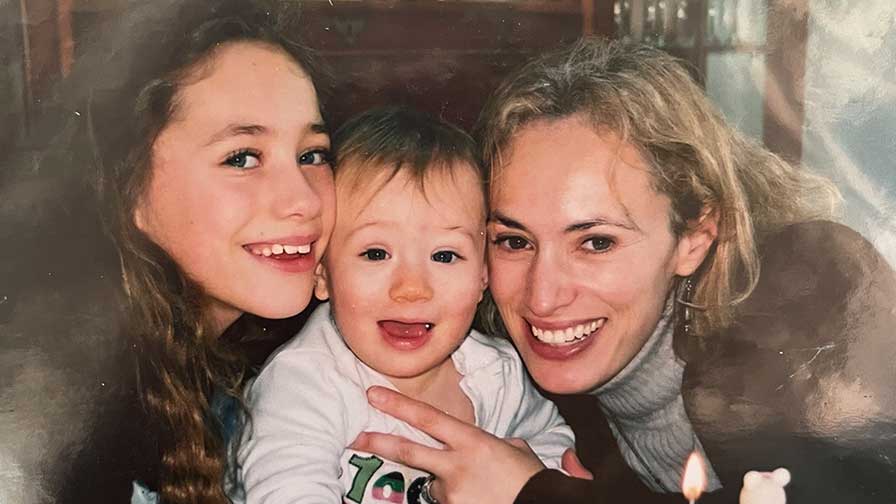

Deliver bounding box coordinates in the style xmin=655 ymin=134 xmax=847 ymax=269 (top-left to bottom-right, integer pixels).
xmin=350 ymin=386 xmax=546 ymax=504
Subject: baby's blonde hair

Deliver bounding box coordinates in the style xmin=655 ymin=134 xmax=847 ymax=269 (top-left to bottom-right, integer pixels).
xmin=332 ymin=106 xmax=483 ymax=207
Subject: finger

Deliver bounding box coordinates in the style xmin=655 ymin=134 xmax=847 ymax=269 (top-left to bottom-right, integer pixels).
xmin=429 ymin=476 xmax=447 ymax=503
xmin=561 ymin=448 xmax=594 ymax=480
xmin=366 ymin=386 xmax=486 ymax=447
xmin=350 ymin=431 xmax=449 ymax=475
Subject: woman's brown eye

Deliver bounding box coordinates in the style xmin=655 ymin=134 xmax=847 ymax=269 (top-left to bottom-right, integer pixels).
xmin=508 ymin=237 xmax=528 ymax=249
xmin=495 ymin=236 xmax=529 ymax=250
xmin=585 ymin=237 xmax=613 ymax=251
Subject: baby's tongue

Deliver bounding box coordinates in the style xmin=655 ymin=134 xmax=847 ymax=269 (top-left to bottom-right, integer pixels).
xmin=379 ymin=321 xmax=430 ymax=338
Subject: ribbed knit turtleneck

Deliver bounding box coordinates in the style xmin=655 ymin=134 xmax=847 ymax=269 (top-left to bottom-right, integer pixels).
xmin=592 ymin=300 xmax=722 ymax=493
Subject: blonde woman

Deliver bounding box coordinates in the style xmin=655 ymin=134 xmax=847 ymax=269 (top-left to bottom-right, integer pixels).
xmin=352 ymin=39 xmax=896 ymax=503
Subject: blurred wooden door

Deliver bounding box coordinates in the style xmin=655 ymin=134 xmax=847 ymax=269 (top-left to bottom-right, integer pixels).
xmin=1 ymin=0 xmax=30 ymax=151
xmin=11 ymin=0 xmax=616 ymax=134
xmin=299 ymin=0 xmax=615 ymax=128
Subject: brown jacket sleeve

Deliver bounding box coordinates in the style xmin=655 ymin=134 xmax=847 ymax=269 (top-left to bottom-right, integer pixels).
xmin=515 ymin=470 xmax=599 ymax=503
xmin=514 ymin=394 xmax=687 ymax=503
xmin=516 ymin=469 xmax=687 ymax=504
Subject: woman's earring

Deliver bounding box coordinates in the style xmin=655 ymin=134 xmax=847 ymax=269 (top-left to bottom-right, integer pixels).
xmin=682 ymin=276 xmax=694 ymax=335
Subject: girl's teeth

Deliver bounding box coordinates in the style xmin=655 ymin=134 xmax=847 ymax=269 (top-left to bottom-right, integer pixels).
xmin=249 ymin=243 xmax=313 ymax=255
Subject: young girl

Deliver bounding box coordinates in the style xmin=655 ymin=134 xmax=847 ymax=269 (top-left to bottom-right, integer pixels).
xmin=0 ymin=1 xmax=334 ymax=502
xmin=237 ymin=108 xmax=573 ymax=503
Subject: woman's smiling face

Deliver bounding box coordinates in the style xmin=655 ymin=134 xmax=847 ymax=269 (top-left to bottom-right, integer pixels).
xmin=488 ymin=115 xmax=706 ymax=394
xmin=135 ymin=42 xmax=335 ymax=332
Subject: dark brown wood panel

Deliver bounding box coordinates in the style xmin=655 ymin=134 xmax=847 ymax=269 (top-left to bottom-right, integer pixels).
xmin=1 ymin=0 xmax=28 ymax=148
xmin=19 ymin=0 xmax=617 ymax=134
xmin=301 ymin=1 xmax=593 ymax=128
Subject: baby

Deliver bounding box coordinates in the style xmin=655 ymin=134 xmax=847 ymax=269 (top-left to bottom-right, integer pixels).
xmin=237 ymin=107 xmax=573 ymax=503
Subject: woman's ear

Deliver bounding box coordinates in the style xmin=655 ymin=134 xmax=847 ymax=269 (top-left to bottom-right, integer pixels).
xmin=313 ymin=263 xmax=330 ymax=301
xmin=674 ymin=206 xmax=719 ymax=276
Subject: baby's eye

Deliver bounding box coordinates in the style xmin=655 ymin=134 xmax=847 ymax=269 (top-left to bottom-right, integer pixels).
xmin=492 ymin=235 xmax=531 ymax=251
xmin=431 ymin=250 xmax=462 ymax=264
xmin=298 ymin=148 xmax=331 ymax=166
xmin=224 ymin=149 xmax=261 ymax=169
xmin=582 ymin=236 xmax=614 ymax=252
xmin=361 ymin=248 xmax=389 ymax=261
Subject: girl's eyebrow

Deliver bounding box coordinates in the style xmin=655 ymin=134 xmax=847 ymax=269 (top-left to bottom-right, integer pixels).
xmin=205 ymin=123 xmax=268 ymax=146
xmin=205 ymin=122 xmax=328 ymax=146
xmin=309 ymin=122 xmax=328 ymax=135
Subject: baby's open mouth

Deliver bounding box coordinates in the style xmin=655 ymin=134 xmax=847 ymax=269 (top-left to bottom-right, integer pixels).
xmin=378 ymin=320 xmax=435 ymax=339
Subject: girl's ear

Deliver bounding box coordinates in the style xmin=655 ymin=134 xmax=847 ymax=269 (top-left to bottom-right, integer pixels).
xmin=313 ymin=263 xmax=330 ymax=301
xmin=674 ymin=206 xmax=719 ymax=277
xmin=133 ymin=198 xmax=148 ymax=232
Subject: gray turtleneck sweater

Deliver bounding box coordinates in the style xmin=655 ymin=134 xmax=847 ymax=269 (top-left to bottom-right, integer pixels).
xmin=592 ymin=300 xmax=722 ymax=493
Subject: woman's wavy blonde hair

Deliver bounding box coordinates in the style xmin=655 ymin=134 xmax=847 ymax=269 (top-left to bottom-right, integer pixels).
xmin=476 ymin=37 xmax=839 ymax=336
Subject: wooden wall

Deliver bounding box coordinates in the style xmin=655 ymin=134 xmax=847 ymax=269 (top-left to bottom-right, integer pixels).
xmin=6 ymin=0 xmax=808 ymax=154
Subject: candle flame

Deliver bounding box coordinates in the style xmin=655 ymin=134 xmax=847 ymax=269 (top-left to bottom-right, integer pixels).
xmin=681 ymin=451 xmax=707 ymax=501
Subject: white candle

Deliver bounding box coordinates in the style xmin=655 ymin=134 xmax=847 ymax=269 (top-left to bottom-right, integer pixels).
xmin=739 ymin=468 xmax=791 ymax=504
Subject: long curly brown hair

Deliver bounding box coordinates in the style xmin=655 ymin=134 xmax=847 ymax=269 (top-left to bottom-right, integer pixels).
xmin=56 ymin=1 xmax=328 ymax=501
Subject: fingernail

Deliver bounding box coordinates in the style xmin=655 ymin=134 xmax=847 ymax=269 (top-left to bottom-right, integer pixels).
xmin=367 ymin=386 xmax=386 ymax=405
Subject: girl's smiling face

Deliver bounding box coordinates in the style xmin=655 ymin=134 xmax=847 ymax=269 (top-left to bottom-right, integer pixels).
xmin=488 ymin=115 xmax=713 ymax=394
xmin=135 ymin=42 xmax=335 ymax=332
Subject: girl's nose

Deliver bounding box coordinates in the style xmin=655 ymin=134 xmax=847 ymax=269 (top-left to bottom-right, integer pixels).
xmin=268 ymin=157 xmax=328 ymax=220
